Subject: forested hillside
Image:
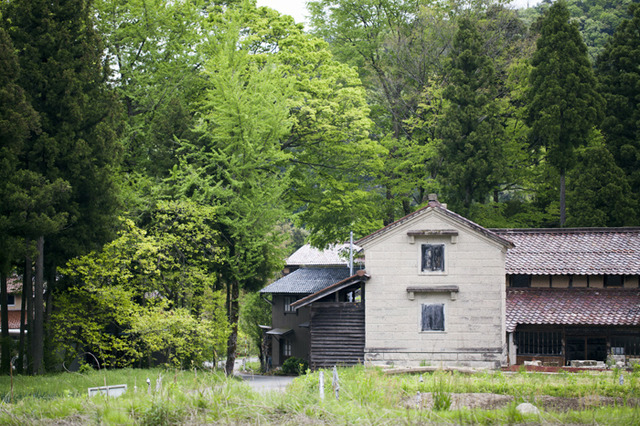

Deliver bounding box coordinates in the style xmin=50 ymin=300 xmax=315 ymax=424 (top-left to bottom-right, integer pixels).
xmin=0 ymin=0 xmax=638 ymax=374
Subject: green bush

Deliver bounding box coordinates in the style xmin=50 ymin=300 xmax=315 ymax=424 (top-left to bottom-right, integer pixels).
xmin=281 ymin=357 xmax=308 ymax=376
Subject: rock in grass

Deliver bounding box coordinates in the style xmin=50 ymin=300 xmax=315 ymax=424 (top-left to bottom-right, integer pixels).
xmin=516 ymin=402 xmax=540 ymax=415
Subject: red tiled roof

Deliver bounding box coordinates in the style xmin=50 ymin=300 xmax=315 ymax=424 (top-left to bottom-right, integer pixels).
xmin=495 ymin=228 xmax=640 ymax=275
xmin=506 ymin=288 xmax=640 ymax=332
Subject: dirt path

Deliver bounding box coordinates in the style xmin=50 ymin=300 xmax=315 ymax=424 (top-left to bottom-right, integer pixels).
xmin=237 ymin=373 xmax=295 ymax=392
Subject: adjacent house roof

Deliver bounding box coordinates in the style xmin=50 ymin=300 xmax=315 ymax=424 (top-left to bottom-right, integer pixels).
xmin=286 ymin=244 xmax=360 ymax=267
xmin=8 ymin=275 xmax=22 ymax=294
xmin=495 ymin=228 xmax=640 ymax=275
xmin=290 ymin=270 xmax=370 ymax=309
xmin=259 ymin=267 xmax=351 ymax=294
xmin=356 ymin=196 xmax=514 ymax=249
xmin=506 ymin=288 xmax=640 ymax=332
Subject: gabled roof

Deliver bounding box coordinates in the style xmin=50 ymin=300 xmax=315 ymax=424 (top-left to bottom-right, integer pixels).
xmin=506 ymin=288 xmax=640 ymax=332
xmin=259 ymin=267 xmax=351 ymax=295
xmin=286 ymin=244 xmax=360 ymax=267
xmin=495 ymin=228 xmax=640 ymax=275
xmin=356 ymin=197 xmax=513 ymax=249
xmin=290 ymin=270 xmax=370 ymax=309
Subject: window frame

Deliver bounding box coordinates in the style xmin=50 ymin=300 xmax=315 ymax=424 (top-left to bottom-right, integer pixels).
xmin=420 ymin=243 xmax=445 ymax=273
xmin=280 ymin=338 xmax=292 ymax=357
xmin=7 ymin=294 xmax=15 ymax=306
xmin=420 ymin=303 xmax=445 ymax=332
xmin=283 ymin=296 xmax=297 ymax=314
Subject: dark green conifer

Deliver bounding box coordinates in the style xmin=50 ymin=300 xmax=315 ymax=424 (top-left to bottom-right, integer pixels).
xmin=527 ymin=0 xmax=603 ymax=227
xmin=597 ymin=3 xmax=640 ymax=223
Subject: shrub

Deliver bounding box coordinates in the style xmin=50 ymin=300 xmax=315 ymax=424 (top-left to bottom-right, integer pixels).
xmin=281 ymin=357 xmax=308 ymax=376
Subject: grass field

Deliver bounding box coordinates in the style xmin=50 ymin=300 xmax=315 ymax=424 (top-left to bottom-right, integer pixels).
xmin=1 ymin=366 xmax=639 ymax=424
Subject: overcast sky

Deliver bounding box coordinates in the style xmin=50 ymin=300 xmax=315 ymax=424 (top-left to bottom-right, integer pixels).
xmin=256 ymin=0 xmax=542 ymax=27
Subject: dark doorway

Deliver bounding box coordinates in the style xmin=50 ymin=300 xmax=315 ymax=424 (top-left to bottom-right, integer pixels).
xmin=566 ymin=336 xmax=607 ymax=363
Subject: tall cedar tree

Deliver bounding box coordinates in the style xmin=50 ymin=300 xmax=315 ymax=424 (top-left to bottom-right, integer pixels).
xmin=567 ymin=134 xmax=636 ymax=227
xmin=0 ymin=26 xmax=40 ymax=374
xmin=2 ymin=0 xmax=119 ymax=373
xmin=597 ymin=3 xmax=640 ymax=221
xmin=527 ymin=0 xmax=603 ymax=227
xmin=437 ymin=17 xmax=506 ymax=211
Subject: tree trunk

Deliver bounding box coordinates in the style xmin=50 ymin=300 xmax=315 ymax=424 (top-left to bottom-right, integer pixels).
xmin=560 ymin=173 xmax=566 ymax=227
xmin=224 ymin=281 xmax=239 ymax=376
xmin=32 ymin=236 xmax=44 ymax=375
xmin=18 ymin=253 xmax=32 ymax=374
xmin=43 ymin=266 xmax=55 ymax=371
xmin=0 ymin=272 xmax=10 ymax=374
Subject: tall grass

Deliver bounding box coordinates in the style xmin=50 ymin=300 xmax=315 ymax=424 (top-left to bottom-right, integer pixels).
xmin=0 ymin=366 xmax=639 ymax=424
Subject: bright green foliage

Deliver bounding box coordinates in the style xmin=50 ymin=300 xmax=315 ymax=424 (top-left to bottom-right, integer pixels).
xmin=52 ymin=282 xmax=140 ymax=368
xmin=53 ymin=201 xmax=228 ymax=368
xmin=277 ymin=32 xmax=385 ymax=246
xmin=174 ymin=19 xmax=294 ymax=373
xmin=94 ymin=0 xmax=206 ymax=179
xmin=309 ymin=0 xmax=457 ymax=222
xmin=527 ymin=0 xmax=603 ymax=226
xmin=309 ymin=0 xmax=536 ymax=223
xmin=218 ymin=4 xmax=385 ymax=246
xmin=567 ymin=132 xmax=637 ymax=227
xmin=597 ymin=3 xmax=640 ymax=216
xmin=131 ymin=297 xmax=228 ymax=368
xmin=437 ymin=17 xmax=507 ymax=210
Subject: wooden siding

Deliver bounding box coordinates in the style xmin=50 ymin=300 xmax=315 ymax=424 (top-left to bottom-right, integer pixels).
xmin=309 ymin=303 xmax=364 ymax=368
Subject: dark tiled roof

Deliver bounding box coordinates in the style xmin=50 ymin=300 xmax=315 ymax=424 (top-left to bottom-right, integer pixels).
xmin=290 ymin=270 xmax=369 ymax=309
xmin=495 ymin=228 xmax=640 ymax=275
xmin=356 ymin=199 xmax=513 ymax=249
xmin=260 ymin=267 xmax=351 ymax=294
xmin=506 ymin=288 xmax=640 ymax=332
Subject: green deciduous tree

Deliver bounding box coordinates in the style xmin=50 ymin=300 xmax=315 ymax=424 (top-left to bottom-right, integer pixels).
xmin=94 ymin=0 xmax=207 ymax=181
xmin=53 ymin=201 xmax=228 ymax=368
xmin=527 ymin=0 xmax=603 ymax=227
xmin=309 ymin=0 xmax=457 ymax=223
xmin=173 ymin=21 xmax=293 ymax=374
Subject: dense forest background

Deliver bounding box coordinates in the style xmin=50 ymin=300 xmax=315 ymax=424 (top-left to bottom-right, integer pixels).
xmin=0 ymin=0 xmax=638 ymax=374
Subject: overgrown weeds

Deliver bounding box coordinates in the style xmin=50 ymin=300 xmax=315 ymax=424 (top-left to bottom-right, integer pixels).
xmin=0 ymin=366 xmax=639 ymax=424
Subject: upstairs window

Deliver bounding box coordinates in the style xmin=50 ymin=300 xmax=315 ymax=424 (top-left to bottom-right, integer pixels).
xmin=7 ymin=295 xmax=15 ymax=306
xmin=421 ymin=304 xmax=445 ymax=331
xmin=421 ymin=244 xmax=445 ymax=272
xmin=604 ymin=275 xmax=623 ymax=288
xmin=284 ymin=296 xmax=297 ymax=313
xmin=509 ymin=275 xmax=531 ymax=288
